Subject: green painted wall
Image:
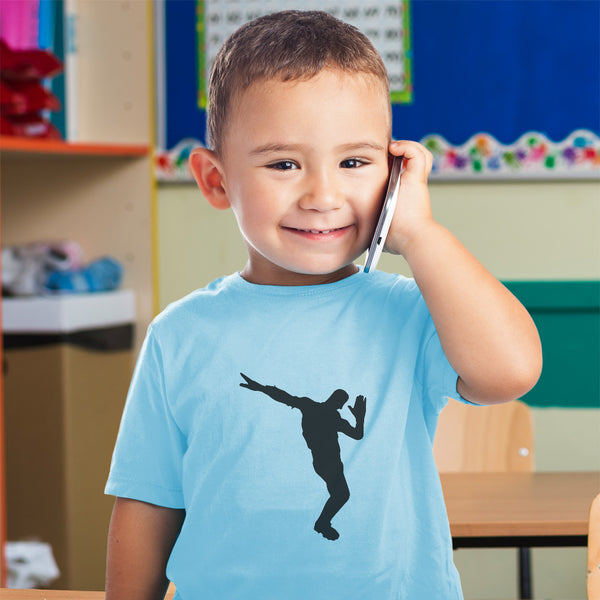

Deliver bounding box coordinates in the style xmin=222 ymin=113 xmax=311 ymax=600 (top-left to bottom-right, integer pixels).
xmin=506 ymin=281 xmax=600 ymax=408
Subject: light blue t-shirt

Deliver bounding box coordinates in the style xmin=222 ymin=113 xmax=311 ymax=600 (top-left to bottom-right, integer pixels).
xmin=106 ymin=269 xmax=465 ymax=599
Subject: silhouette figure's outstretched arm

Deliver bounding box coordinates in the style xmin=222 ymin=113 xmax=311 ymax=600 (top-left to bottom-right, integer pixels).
xmin=240 ymin=373 xmax=300 ymax=409
xmin=339 ymin=395 xmax=366 ymax=440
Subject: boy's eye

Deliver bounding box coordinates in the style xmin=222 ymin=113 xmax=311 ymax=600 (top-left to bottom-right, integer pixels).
xmin=268 ymin=160 xmax=298 ymax=171
xmin=340 ymin=158 xmax=366 ymax=169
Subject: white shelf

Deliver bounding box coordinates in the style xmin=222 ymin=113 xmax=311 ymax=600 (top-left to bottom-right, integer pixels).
xmin=3 ymin=290 xmax=135 ymax=333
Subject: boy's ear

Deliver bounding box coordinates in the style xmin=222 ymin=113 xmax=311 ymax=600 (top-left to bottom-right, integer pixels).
xmin=189 ymin=148 xmax=230 ymax=210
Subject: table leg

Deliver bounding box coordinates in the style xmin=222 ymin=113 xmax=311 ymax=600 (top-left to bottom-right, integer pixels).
xmin=518 ymin=547 xmax=532 ymax=600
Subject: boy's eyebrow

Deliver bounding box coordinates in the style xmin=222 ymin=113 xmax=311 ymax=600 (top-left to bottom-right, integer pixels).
xmin=249 ymin=143 xmax=304 ymax=156
xmin=336 ymin=141 xmax=387 ymax=153
xmin=249 ymin=141 xmax=387 ymax=156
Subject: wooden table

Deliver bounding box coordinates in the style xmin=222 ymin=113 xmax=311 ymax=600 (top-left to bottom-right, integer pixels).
xmin=441 ymin=471 xmax=599 ymax=548
xmin=442 ymin=471 xmax=599 ymax=599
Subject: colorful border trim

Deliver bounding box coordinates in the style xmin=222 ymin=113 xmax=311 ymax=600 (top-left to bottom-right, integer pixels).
xmin=155 ymin=129 xmax=600 ymax=182
xmin=425 ymin=129 xmax=600 ymax=180
xmin=155 ymin=138 xmax=199 ymax=182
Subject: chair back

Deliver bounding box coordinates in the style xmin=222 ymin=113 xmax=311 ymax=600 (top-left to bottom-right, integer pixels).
xmin=434 ymin=399 xmax=534 ymax=473
xmin=589 ymin=493 xmax=600 ymax=600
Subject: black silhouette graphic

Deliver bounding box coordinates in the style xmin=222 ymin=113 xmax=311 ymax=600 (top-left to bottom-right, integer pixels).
xmin=240 ymin=373 xmax=366 ymax=541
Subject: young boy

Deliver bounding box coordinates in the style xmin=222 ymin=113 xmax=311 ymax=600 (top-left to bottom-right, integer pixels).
xmin=105 ymin=10 xmax=542 ymax=600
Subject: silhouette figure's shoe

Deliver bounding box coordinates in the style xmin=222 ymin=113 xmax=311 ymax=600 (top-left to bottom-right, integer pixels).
xmin=314 ymin=519 xmax=339 ymax=541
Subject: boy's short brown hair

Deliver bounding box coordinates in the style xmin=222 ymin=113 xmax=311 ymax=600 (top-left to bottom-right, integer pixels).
xmin=207 ymin=10 xmax=390 ymax=156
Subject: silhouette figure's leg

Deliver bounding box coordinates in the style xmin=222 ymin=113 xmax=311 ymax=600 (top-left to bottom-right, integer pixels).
xmin=313 ymin=468 xmax=350 ymax=541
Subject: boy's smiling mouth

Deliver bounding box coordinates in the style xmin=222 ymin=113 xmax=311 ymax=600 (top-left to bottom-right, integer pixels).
xmin=282 ymin=225 xmax=354 ymax=239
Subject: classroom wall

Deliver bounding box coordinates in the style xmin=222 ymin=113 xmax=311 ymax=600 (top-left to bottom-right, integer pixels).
xmin=156 ymin=178 xmax=599 ymax=599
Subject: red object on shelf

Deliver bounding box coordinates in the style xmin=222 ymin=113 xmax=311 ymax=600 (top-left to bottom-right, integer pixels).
xmin=0 ymin=40 xmax=63 ymax=139
xmin=0 ymin=79 xmax=26 ymax=113
xmin=0 ymin=40 xmax=62 ymax=81
xmin=1 ymin=114 xmax=62 ymax=139
xmin=1 ymin=79 xmax=61 ymax=115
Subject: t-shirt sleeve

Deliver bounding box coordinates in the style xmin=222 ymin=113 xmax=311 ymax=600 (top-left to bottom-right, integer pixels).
xmin=105 ymin=324 xmax=186 ymax=508
xmin=417 ymin=316 xmax=477 ymax=415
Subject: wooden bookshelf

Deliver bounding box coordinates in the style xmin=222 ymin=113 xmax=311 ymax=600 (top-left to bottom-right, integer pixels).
xmin=0 ymin=0 xmax=156 ymax=589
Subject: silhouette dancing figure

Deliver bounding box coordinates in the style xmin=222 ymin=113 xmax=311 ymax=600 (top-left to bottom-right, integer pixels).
xmin=240 ymin=373 xmax=366 ymax=540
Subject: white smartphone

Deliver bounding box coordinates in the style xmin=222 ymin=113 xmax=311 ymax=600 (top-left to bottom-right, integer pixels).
xmin=364 ymin=156 xmax=404 ymax=273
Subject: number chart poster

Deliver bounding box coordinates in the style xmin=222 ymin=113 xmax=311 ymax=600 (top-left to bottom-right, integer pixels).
xmin=156 ymin=0 xmax=599 ymax=180
xmin=197 ymin=1 xmax=412 ymax=108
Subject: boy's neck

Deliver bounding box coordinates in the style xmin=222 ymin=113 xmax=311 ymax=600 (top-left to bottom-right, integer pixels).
xmin=240 ymin=262 xmax=360 ymax=286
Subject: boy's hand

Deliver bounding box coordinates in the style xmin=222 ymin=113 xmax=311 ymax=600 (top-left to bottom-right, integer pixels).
xmin=349 ymin=395 xmax=366 ymax=420
xmin=384 ymin=140 xmax=434 ymax=257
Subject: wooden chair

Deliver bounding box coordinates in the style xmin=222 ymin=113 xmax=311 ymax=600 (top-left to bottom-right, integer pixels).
xmin=434 ymin=398 xmax=534 ymax=599
xmin=589 ymin=493 xmax=600 ymax=600
xmin=434 ymin=398 xmax=533 ymax=473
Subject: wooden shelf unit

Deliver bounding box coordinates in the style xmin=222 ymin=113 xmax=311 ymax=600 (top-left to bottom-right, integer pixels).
xmin=0 ymin=0 xmax=156 ymax=589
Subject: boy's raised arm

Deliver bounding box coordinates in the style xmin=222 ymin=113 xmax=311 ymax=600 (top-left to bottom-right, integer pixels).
xmin=386 ymin=141 xmax=543 ymax=405
xmin=106 ymin=497 xmax=185 ymax=600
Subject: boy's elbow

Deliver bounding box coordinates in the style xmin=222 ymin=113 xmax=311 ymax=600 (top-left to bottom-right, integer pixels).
xmin=515 ymin=331 xmax=543 ymax=392
xmin=459 ymin=348 xmax=543 ymax=405
xmin=497 ymin=331 xmax=543 ymax=403
xmin=496 ymin=310 xmax=543 ymax=403
xmin=506 ymin=352 xmax=543 ymax=402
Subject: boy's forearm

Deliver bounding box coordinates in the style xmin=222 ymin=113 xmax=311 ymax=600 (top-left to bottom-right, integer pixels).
xmin=106 ymin=497 xmax=185 ymax=600
xmin=402 ymin=220 xmax=542 ymax=405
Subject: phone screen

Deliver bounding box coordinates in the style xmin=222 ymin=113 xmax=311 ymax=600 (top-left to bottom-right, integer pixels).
xmin=364 ymin=156 xmax=404 ymax=273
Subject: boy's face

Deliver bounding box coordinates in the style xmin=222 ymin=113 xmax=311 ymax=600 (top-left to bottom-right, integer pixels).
xmin=217 ymin=69 xmax=391 ymax=286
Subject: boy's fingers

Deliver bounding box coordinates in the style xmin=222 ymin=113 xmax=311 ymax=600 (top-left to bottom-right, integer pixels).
xmin=389 ymin=140 xmax=433 ymax=179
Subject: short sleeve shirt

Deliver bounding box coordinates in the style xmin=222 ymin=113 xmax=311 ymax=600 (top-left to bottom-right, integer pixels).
xmin=106 ymin=270 xmax=465 ymax=599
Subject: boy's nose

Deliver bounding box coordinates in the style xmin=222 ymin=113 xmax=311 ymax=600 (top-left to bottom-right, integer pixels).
xmin=298 ymin=169 xmax=343 ymax=212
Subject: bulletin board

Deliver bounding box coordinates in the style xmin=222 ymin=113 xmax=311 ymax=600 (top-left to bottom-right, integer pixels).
xmin=156 ymin=0 xmax=600 ymax=180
